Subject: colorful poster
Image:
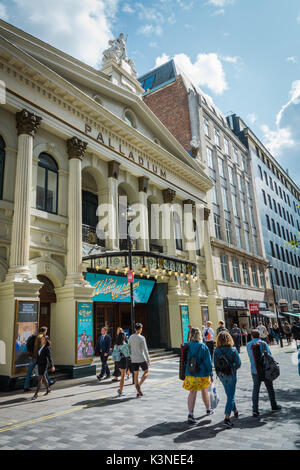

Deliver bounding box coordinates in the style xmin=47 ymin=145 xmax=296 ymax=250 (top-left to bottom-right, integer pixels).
xmin=15 ymin=301 xmax=39 ymax=368
xmin=180 ymin=305 xmax=190 ymax=343
xmin=77 ymin=302 xmax=93 ymax=362
xmin=86 ymin=273 xmax=155 ymax=304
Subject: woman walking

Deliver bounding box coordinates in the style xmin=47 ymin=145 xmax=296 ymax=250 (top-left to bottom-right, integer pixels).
xmin=214 ymin=331 xmax=241 ymax=428
xmin=283 ymin=321 xmax=292 ymax=345
xmin=273 ymin=323 xmax=280 ymax=345
xmin=112 ymin=327 xmax=131 ymax=383
xmin=31 ymin=336 xmax=55 ymax=400
xmin=183 ymin=327 xmax=213 ymax=424
xmin=112 ymin=331 xmax=131 ymax=397
xmin=203 ymin=321 xmax=215 ymax=359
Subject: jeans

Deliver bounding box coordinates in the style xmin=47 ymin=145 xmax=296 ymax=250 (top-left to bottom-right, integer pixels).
xmin=99 ymin=353 xmax=110 ymax=377
xmin=24 ymin=357 xmax=51 ymax=389
xmin=252 ymin=373 xmax=277 ymax=413
xmin=219 ymin=374 xmax=237 ymax=416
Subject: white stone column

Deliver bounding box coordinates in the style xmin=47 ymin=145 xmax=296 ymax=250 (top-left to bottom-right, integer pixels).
xmin=138 ymin=177 xmax=149 ymax=251
xmin=65 ymin=137 xmax=87 ymax=285
xmin=105 ymin=161 xmax=120 ymax=251
xmin=162 ymin=188 xmax=176 ymax=255
xmin=6 ymin=109 xmax=42 ymax=281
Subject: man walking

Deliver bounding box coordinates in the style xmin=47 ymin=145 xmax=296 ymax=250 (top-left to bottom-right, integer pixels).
xmin=128 ymin=323 xmax=150 ymax=397
xmin=24 ymin=326 xmax=55 ymax=392
xmin=231 ymin=324 xmax=242 ymax=353
xmin=216 ymin=320 xmax=227 ymax=336
xmin=257 ymin=321 xmax=268 ymax=343
xmin=95 ymin=327 xmax=111 ymax=381
xmin=247 ymin=329 xmax=281 ymax=417
xmin=203 ymin=321 xmax=215 ymax=358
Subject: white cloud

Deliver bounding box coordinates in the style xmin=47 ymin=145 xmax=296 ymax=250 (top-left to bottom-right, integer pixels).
xmin=0 ymin=3 xmax=8 ymax=20
xmin=155 ymin=53 xmax=170 ymax=67
xmin=149 ymin=41 xmax=158 ymax=48
xmin=207 ymin=0 xmax=234 ymax=6
xmin=122 ymin=3 xmax=134 ymax=13
xmin=155 ymin=52 xmax=228 ymax=95
xmin=247 ymin=113 xmax=257 ymax=125
xmin=221 ymin=55 xmax=239 ymax=63
xmin=286 ymin=56 xmax=297 ymax=63
xmin=9 ymin=0 xmax=119 ymax=68
xmin=138 ymin=24 xmax=163 ymax=36
xmin=262 ymin=80 xmax=300 ymax=184
xmin=213 ymin=8 xmax=225 ymax=15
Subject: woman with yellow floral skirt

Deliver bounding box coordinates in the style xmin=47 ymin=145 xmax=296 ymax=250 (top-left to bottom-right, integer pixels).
xmin=183 ymin=327 xmax=213 ymax=424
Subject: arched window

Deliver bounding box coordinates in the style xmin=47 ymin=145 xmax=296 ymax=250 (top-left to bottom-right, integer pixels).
xmin=0 ymin=136 xmax=5 ymax=200
xmin=36 ymin=153 xmax=58 ymax=214
xmin=124 ymin=110 xmax=136 ymax=128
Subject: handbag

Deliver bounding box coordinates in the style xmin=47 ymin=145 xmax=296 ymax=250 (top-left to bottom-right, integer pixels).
xmin=208 ymin=383 xmax=219 ymax=409
xmin=179 ymin=343 xmax=188 ymax=381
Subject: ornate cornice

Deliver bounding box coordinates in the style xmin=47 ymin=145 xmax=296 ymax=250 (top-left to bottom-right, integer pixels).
xmin=183 ymin=199 xmax=195 ymax=208
xmin=66 ymin=136 xmax=88 ymax=160
xmin=16 ymin=108 xmax=42 ymax=137
xmin=108 ymin=160 xmax=120 ymax=179
xmin=162 ymin=188 xmax=176 ymax=203
xmin=138 ymin=176 xmax=149 ymax=193
xmin=204 ymin=207 xmax=211 ymax=221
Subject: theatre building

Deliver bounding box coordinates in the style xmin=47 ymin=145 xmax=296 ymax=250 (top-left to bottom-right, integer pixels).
xmin=0 ymin=21 xmax=221 ymax=390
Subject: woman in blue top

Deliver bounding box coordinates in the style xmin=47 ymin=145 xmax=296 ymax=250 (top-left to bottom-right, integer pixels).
xmin=214 ymin=330 xmax=241 ymax=428
xmin=183 ymin=327 xmax=213 ymax=424
xmin=112 ymin=332 xmax=131 ymax=397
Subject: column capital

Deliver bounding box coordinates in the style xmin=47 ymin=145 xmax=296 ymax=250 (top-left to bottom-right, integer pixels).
xmin=67 ymin=136 xmax=88 ymax=160
xmin=108 ymin=160 xmax=120 ymax=179
xmin=204 ymin=207 xmax=211 ymax=221
xmin=138 ymin=176 xmax=149 ymax=193
xmin=162 ymin=188 xmax=176 ymax=203
xmin=183 ymin=199 xmax=195 ymax=207
xmin=16 ymin=108 xmax=42 ymax=137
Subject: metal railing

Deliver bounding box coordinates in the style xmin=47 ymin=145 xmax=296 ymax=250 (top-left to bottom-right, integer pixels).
xmin=82 ymin=224 xmax=105 ymax=247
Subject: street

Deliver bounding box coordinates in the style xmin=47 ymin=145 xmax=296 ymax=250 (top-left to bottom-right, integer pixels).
xmin=0 ymin=344 xmax=299 ymax=450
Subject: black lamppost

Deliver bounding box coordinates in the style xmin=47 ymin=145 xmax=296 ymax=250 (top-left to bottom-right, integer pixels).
xmin=267 ymin=264 xmax=283 ymax=348
xmin=125 ymin=207 xmax=136 ymax=335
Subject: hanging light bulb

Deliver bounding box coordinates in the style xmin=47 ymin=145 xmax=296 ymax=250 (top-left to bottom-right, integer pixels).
xmin=96 ymin=265 xmax=100 ymax=271
xmin=180 ymin=272 xmax=184 ymax=277
xmin=147 ymin=274 xmax=150 ymax=279
xmin=106 ymin=267 xmax=110 ymax=274
xmin=174 ymin=271 xmax=178 ymax=276
xmin=142 ymin=265 xmax=147 ymax=272
xmin=162 ymin=269 xmax=166 ymax=274
xmin=115 ymin=268 xmax=119 ymax=274
xmin=168 ymin=270 xmax=172 ymax=276
xmin=186 ymin=274 xmax=189 ymax=279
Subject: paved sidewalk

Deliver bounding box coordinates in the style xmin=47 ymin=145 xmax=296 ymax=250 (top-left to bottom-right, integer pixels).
xmin=0 ymin=343 xmax=299 ymax=450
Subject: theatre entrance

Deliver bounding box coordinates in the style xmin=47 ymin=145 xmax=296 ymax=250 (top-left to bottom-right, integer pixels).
xmin=93 ymin=302 xmax=147 ymax=345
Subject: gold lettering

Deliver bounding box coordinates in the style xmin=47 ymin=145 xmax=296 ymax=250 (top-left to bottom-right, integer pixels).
xmin=160 ymin=169 xmax=167 ymax=179
xmin=108 ymin=137 xmax=115 ymax=149
xmin=119 ymin=144 xmax=125 ymax=155
xmin=85 ymin=124 xmax=92 ymax=134
xmin=138 ymin=156 xmax=144 ymax=166
xmin=128 ymin=151 xmax=135 ymax=161
xmin=96 ymin=132 xmax=104 ymax=144
xmin=153 ymin=164 xmax=158 ymax=174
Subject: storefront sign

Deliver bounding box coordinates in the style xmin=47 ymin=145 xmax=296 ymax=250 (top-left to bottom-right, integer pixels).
xmin=127 ymin=270 xmax=134 ymax=283
xmin=14 ymin=300 xmax=39 ymax=369
xmin=86 ymin=273 xmax=155 ymax=304
xmin=224 ymin=299 xmax=247 ymax=310
xmin=249 ymin=302 xmax=260 ymax=314
xmin=258 ymin=302 xmax=268 ymax=311
xmin=76 ymin=301 xmax=93 ymax=364
xmin=180 ymin=305 xmax=190 ymax=343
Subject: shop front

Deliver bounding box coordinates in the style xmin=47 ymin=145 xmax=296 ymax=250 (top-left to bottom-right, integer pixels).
xmin=223 ymin=298 xmax=249 ymax=331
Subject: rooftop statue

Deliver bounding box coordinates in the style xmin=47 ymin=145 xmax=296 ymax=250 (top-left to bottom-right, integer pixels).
xmin=102 ymin=33 xmax=137 ymax=77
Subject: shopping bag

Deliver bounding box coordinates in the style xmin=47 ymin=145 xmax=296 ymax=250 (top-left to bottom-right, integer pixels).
xmin=208 ymin=383 xmax=219 ymax=409
xmin=179 ymin=343 xmax=188 ymax=381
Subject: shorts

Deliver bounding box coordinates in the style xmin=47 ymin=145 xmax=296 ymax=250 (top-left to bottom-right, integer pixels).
xmin=131 ymin=361 xmax=148 ymax=372
xmin=117 ymin=357 xmax=128 ymax=370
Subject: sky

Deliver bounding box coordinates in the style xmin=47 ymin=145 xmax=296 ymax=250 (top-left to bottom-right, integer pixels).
xmin=1 ymin=0 xmax=300 ymax=184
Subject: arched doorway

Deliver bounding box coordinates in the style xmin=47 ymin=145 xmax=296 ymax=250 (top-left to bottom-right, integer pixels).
xmin=38 ymin=275 xmax=57 ymax=337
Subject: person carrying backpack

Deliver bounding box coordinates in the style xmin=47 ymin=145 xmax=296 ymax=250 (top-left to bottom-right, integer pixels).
xmin=24 ymin=326 xmax=54 ymax=392
xmin=112 ymin=331 xmax=131 ymax=397
xmin=214 ymin=330 xmax=241 ymax=428
xmin=183 ymin=327 xmax=213 ymax=424
xmin=247 ymin=329 xmax=281 ymax=417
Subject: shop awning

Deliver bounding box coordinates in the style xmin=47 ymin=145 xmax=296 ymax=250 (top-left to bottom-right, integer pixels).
xmin=259 ymin=311 xmax=285 ymax=319
xmin=281 ymin=311 xmax=300 ymax=318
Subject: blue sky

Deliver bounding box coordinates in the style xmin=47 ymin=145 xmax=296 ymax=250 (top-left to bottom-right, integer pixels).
xmin=1 ymin=0 xmax=300 ymax=184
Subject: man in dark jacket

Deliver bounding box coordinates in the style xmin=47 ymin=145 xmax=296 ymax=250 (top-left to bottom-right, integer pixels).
xmin=95 ymin=327 xmax=111 ymax=380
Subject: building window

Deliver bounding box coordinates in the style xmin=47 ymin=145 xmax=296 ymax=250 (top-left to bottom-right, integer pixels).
xmin=270 ymin=241 xmax=275 ymax=257
xmin=264 ymin=171 xmax=268 ymax=186
xmin=206 ymin=147 xmax=214 ymax=168
xmin=242 ymin=262 xmax=250 ymax=285
xmin=221 ymin=255 xmax=230 ymax=282
xmin=233 ymin=148 xmax=239 ymax=165
xmin=274 ymin=268 xmax=280 ymax=286
xmin=273 ymin=199 xmax=277 ymax=213
xmin=268 ymin=194 xmax=272 ymax=209
xmin=245 ymin=231 xmax=251 ymax=252
xmin=269 ymin=177 xmax=273 ymax=190
xmin=258 ymin=165 xmax=263 ymax=180
xmin=251 ymin=265 xmax=259 ymax=287
xmin=285 ymin=272 xmax=290 ymax=288
xmin=124 ymin=110 xmax=136 ymax=128
xmin=271 ymin=219 xmax=276 ymax=234
xmin=204 ymin=117 xmax=210 ymax=137
xmin=218 ymin=158 xmax=225 ymax=177
xmin=281 ymin=247 xmax=285 ymax=262
xmin=36 ymin=153 xmax=58 ymax=214
xmin=211 ymin=186 xmax=218 ymax=205
xmin=262 ymin=189 xmax=267 ymax=205
xmin=280 ymin=271 xmax=285 ymax=287
xmin=259 ymin=269 xmax=265 ymax=288
xmin=274 ymin=181 xmax=278 ymax=195
xmin=214 ymin=214 xmax=221 ymax=239
xmin=278 ymin=204 xmax=282 ymax=217
xmin=266 ymin=215 xmax=271 ymax=230
xmin=214 ymin=128 xmax=220 ymax=147
xmin=242 ymin=155 xmax=247 ymax=172
xmin=229 ymin=166 xmax=235 ymax=185
xmin=232 ymin=194 xmax=238 ymax=216
xmin=224 ymin=138 xmax=229 ymax=156
xmin=0 ymin=135 xmax=5 ymax=200
xmin=232 ymin=259 xmax=240 ymax=283
xmin=238 ymin=174 xmax=243 ymax=192
xmin=173 ymin=211 xmax=183 ymax=251
xmin=221 ymin=187 xmax=229 ymax=211
xmin=225 ymin=220 xmax=232 ymax=244
xmin=236 ymin=225 xmax=242 ymax=248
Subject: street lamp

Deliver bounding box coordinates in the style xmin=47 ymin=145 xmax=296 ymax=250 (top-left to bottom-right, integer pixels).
xmin=124 ymin=207 xmax=136 ymax=335
xmin=267 ymin=264 xmax=283 ymax=348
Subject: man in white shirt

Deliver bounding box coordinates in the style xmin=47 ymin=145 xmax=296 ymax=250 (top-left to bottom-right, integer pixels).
xmin=128 ymin=323 xmax=150 ymax=397
xmin=257 ymin=322 xmax=268 ymax=343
